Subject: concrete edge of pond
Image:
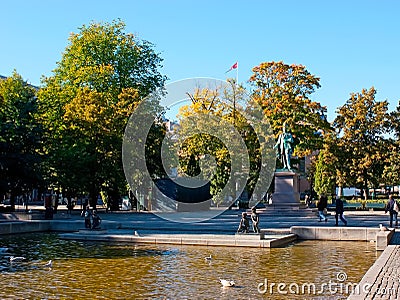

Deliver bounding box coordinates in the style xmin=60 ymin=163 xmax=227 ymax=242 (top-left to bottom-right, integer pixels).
xmin=290 ymin=226 xmax=395 ymax=251
xmin=58 ymin=230 xmax=299 ymax=248
xmin=57 ymin=227 xmax=393 ymax=250
xmin=0 ymin=220 xmax=394 ymax=250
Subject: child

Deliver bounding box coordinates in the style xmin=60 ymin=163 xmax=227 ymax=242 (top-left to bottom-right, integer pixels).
xmin=237 ymin=212 xmax=250 ymax=233
xmin=92 ymin=210 xmax=102 ymax=229
xmin=251 ymin=207 xmax=260 ymax=233
xmin=82 ymin=205 xmax=92 ymax=229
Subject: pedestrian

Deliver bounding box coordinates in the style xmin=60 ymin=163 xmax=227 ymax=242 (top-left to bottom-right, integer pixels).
xmin=66 ymin=197 xmax=73 ymax=215
xmin=335 ymin=196 xmax=347 ymax=226
xmin=237 ymin=212 xmax=250 ymax=233
xmin=81 ymin=205 xmax=92 ymax=229
xmin=251 ymin=207 xmax=260 ymax=233
xmin=385 ymin=195 xmax=399 ymax=228
xmin=44 ymin=205 xmax=54 ymax=220
xmin=317 ymin=194 xmax=328 ymax=222
xmin=305 ymin=194 xmax=311 ymax=207
xmin=92 ymin=210 xmax=102 ymax=229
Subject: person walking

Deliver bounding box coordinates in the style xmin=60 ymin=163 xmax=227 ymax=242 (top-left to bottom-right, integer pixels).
xmin=251 ymin=207 xmax=260 ymax=233
xmin=317 ymin=194 xmax=328 ymax=222
xmin=335 ymin=196 xmax=347 ymax=226
xmin=385 ymin=194 xmax=399 ymax=228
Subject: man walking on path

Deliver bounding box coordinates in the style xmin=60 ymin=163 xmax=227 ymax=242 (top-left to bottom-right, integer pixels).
xmin=335 ymin=196 xmax=347 ymax=226
xmin=385 ymin=195 xmax=399 ymax=228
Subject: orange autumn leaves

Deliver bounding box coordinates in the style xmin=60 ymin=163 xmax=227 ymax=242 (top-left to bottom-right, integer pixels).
xmin=250 ymin=61 xmax=330 ymax=157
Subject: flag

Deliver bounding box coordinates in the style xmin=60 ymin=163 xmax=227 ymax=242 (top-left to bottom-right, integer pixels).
xmin=225 ymin=62 xmax=238 ymax=73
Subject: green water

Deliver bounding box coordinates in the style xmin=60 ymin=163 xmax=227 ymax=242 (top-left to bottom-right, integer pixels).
xmin=0 ymin=233 xmax=379 ymax=299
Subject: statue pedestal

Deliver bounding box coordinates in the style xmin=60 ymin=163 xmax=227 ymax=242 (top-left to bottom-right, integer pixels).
xmin=272 ymin=171 xmax=300 ymax=209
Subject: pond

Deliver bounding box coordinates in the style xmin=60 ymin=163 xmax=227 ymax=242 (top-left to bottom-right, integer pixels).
xmin=0 ymin=233 xmax=379 ymax=299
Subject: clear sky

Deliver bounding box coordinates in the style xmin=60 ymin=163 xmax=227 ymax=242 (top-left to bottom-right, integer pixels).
xmin=1 ymin=0 xmax=399 ymax=121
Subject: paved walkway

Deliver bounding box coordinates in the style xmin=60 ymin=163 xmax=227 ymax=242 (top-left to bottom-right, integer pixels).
xmin=9 ymin=205 xmax=391 ymax=232
xmin=348 ymin=243 xmax=400 ymax=299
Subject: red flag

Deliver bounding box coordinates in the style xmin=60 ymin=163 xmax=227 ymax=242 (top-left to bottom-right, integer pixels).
xmin=225 ymin=62 xmax=238 ymax=73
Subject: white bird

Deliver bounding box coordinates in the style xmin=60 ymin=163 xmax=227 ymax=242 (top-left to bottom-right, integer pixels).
xmin=220 ymin=279 xmax=235 ymax=287
xmin=9 ymin=256 xmax=26 ymax=262
xmin=204 ymin=255 xmax=212 ymax=261
xmin=134 ymin=230 xmax=140 ymax=237
xmin=44 ymin=260 xmax=53 ymax=268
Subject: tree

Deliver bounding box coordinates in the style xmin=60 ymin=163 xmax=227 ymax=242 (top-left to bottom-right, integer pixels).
xmin=380 ymin=140 xmax=399 ymax=191
xmin=37 ymin=19 xmax=166 ymax=208
xmin=313 ymin=148 xmax=336 ymax=197
xmin=176 ymin=79 xmax=275 ymax=207
xmin=382 ymin=102 xmax=400 ymax=188
xmin=333 ymin=87 xmax=390 ymax=199
xmin=0 ymin=71 xmax=43 ymax=210
xmin=177 ymin=86 xmax=235 ymax=206
xmin=249 ymin=61 xmax=331 ymax=162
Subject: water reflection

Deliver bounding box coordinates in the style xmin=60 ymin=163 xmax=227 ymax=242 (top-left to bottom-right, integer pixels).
xmin=0 ymin=233 xmax=379 ymax=299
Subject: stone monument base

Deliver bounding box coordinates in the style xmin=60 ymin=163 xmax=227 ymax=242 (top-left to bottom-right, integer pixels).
xmin=272 ymin=171 xmax=300 ymax=209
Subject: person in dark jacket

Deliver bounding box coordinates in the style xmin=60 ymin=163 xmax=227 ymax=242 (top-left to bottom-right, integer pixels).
xmin=335 ymin=196 xmax=347 ymax=226
xmin=385 ymin=195 xmax=399 ymax=228
xmin=317 ymin=194 xmax=328 ymax=222
xmin=91 ymin=210 xmax=102 ymax=229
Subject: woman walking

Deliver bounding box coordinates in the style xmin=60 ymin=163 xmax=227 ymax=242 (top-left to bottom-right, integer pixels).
xmin=317 ymin=194 xmax=328 ymax=222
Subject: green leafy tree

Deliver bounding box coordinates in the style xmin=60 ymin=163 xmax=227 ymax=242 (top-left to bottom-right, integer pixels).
xmin=178 ymin=87 xmax=234 ymax=206
xmin=382 ymin=102 xmax=400 ymax=188
xmin=380 ymin=140 xmax=399 ymax=192
xmin=0 ymin=72 xmax=43 ymax=210
xmin=313 ymin=148 xmax=336 ymax=197
xmin=37 ymin=19 xmax=166 ymax=208
xmin=333 ymin=87 xmax=390 ymax=199
xmin=177 ymin=80 xmax=273 ymax=206
xmin=249 ymin=61 xmax=331 ymax=161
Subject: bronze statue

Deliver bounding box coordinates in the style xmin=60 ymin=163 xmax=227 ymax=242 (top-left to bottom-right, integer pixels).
xmin=274 ymin=122 xmax=294 ymax=171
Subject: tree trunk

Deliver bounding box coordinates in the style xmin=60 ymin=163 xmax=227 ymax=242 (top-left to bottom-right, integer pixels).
xmin=89 ymin=186 xmax=98 ymax=209
xmin=53 ymin=193 xmax=59 ymax=214
xmin=10 ymin=193 xmax=16 ymax=212
xmin=364 ymin=179 xmax=369 ymax=200
xmin=108 ymin=188 xmax=120 ymax=211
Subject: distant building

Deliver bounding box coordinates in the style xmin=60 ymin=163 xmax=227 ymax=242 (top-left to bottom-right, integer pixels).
xmin=0 ymin=74 xmax=39 ymax=90
xmin=165 ymin=119 xmax=180 ymax=133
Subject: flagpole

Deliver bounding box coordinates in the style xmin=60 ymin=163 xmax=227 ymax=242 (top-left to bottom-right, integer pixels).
xmin=236 ymin=61 xmax=239 ymax=85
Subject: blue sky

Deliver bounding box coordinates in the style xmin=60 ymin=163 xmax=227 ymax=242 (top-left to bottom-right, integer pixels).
xmin=1 ymin=0 xmax=399 ymax=121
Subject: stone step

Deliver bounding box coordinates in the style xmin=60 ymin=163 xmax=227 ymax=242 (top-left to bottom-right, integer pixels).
xmin=78 ymin=228 xmax=107 ymax=235
xmin=235 ymin=232 xmax=265 ymax=240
